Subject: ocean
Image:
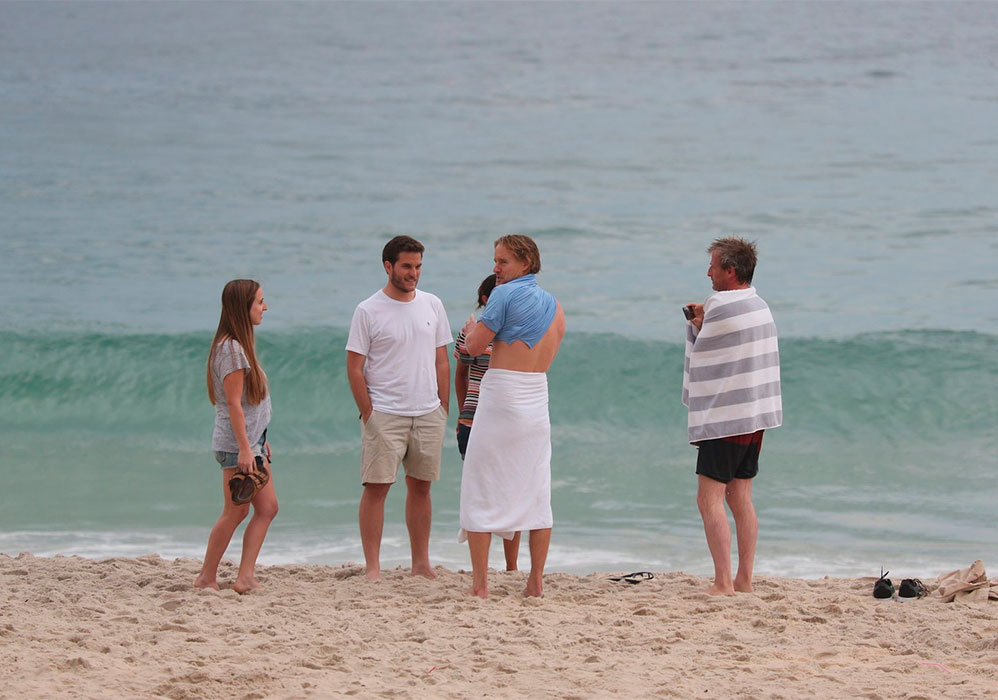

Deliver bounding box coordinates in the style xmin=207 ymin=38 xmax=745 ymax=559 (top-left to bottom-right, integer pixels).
xmin=2 ymin=1 xmax=996 ymax=579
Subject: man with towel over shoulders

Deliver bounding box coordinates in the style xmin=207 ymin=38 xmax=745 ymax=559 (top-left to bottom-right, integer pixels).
xmin=683 ymin=237 xmax=782 ymax=596
xmin=459 ymin=234 xmax=566 ymax=599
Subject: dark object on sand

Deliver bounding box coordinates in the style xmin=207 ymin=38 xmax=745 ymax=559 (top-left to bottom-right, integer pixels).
xmin=899 ymin=578 xmax=928 ymax=599
xmin=608 ymin=571 xmax=655 ymax=584
xmin=873 ymin=568 xmax=895 ymax=599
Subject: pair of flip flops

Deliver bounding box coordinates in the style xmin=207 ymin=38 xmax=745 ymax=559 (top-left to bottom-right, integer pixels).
xmin=874 ymin=569 xmax=928 ymax=599
xmin=228 ymin=455 xmax=270 ymax=505
xmin=608 ymin=571 xmax=654 ymax=584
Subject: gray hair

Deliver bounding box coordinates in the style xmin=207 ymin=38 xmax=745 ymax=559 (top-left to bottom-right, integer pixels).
xmin=708 ymin=237 xmax=758 ymax=284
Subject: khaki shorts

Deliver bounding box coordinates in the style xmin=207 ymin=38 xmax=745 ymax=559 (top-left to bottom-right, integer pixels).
xmin=360 ymin=405 xmax=447 ymax=484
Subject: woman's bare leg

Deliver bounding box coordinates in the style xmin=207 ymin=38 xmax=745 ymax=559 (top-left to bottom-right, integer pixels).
xmin=233 ymin=471 xmax=278 ymax=594
xmin=503 ymin=532 xmax=521 ymax=571
xmin=194 ymin=468 xmax=249 ymax=590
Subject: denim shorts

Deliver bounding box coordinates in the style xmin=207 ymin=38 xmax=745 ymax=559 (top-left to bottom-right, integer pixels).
xmin=214 ymin=430 xmax=267 ymax=469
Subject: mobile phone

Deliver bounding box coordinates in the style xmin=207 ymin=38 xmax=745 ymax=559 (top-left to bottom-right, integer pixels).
xmin=682 ymin=305 xmax=695 ymax=320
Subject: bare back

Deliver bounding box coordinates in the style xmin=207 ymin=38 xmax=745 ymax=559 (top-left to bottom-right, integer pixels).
xmin=489 ymin=302 xmax=566 ymax=373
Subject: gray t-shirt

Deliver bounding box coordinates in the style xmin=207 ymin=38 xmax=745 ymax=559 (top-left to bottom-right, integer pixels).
xmin=211 ymin=339 xmax=272 ymax=452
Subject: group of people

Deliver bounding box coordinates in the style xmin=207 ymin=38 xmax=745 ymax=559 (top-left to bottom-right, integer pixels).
xmin=194 ymin=234 xmax=781 ymax=599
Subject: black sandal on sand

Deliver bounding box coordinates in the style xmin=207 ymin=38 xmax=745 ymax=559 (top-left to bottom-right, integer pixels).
xmin=228 ymin=456 xmax=270 ymax=505
xmin=608 ymin=571 xmax=654 ymax=584
xmin=873 ymin=568 xmax=894 ymax=599
xmin=899 ymin=578 xmax=928 ymax=599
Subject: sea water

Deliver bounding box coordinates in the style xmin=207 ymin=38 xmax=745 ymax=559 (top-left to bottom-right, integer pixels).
xmin=2 ymin=1 xmax=996 ymax=578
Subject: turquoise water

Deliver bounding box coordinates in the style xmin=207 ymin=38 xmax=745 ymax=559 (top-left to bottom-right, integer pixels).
xmin=2 ymin=329 xmax=994 ymax=577
xmin=2 ymin=2 xmax=996 ymax=577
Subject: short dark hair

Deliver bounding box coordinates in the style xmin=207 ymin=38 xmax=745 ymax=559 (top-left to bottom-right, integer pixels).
xmin=708 ymin=237 xmax=758 ymax=284
xmin=383 ymin=235 xmax=425 ymax=265
xmin=494 ymin=234 xmax=541 ymax=274
xmin=476 ymin=274 xmax=497 ymax=308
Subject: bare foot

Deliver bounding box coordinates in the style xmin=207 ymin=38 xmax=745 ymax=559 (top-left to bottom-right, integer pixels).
xmin=232 ymin=577 xmax=260 ymax=594
xmin=193 ymin=575 xmax=220 ymax=591
xmin=466 ymin=585 xmax=488 ymax=599
xmin=734 ymin=579 xmax=754 ymax=593
xmin=524 ymin=579 xmax=543 ymax=598
xmin=365 ymin=566 xmax=381 ymax=582
xmin=505 ymin=565 xmax=518 ymax=572
xmin=705 ymin=584 xmax=735 ymax=596
xmin=410 ymin=565 xmax=438 ymax=580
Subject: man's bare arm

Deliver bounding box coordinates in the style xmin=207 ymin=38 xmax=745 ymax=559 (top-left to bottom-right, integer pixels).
xmin=435 ymin=345 xmax=450 ymax=413
xmin=346 ymin=351 xmax=373 ymax=421
xmin=463 ymin=318 xmax=497 ymax=357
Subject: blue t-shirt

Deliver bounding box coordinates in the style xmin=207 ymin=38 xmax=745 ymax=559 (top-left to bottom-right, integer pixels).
xmin=479 ymin=274 xmax=557 ymax=348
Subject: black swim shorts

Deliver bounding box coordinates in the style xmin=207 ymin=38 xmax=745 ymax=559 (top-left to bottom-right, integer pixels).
xmin=695 ymin=430 xmax=764 ymax=484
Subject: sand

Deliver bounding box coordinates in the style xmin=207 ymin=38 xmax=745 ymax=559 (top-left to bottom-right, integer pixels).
xmin=1 ymin=553 xmax=997 ymax=699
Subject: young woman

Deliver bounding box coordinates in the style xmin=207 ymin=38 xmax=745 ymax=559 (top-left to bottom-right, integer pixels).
xmin=194 ymin=279 xmax=278 ymax=593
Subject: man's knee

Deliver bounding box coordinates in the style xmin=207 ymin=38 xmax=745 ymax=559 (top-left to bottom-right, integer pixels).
xmin=724 ymin=479 xmax=752 ymax=502
xmin=695 ymin=491 xmax=710 ymax=514
xmin=696 ymin=476 xmax=726 ymax=513
xmin=405 ymin=475 xmax=432 ymax=497
xmin=724 ymin=480 xmax=753 ymax=507
xmin=362 ymin=482 xmax=392 ymax=503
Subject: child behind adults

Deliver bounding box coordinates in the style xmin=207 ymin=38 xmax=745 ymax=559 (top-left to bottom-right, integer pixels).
xmin=454 ymin=274 xmax=521 ymax=571
xmin=195 ymin=279 xmax=278 ymax=594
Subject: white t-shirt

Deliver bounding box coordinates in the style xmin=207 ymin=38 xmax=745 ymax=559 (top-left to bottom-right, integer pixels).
xmin=346 ymin=289 xmax=452 ymax=416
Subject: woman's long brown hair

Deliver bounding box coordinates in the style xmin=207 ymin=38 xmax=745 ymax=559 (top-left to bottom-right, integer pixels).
xmin=206 ymin=279 xmax=268 ymax=406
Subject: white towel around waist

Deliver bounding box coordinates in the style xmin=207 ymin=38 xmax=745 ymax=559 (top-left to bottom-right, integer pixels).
xmin=458 ymin=368 xmax=552 ymax=541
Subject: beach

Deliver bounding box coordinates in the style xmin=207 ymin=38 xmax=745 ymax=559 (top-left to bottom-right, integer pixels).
xmin=2 ymin=554 xmax=996 ymax=699
xmin=4 ymin=3 xmax=998 ymax=697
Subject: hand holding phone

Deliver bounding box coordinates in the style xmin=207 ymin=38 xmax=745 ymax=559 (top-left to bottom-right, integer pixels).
xmin=682 ymin=304 xmax=695 ymax=320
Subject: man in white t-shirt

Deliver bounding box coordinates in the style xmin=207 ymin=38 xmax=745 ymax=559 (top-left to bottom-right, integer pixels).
xmin=346 ymin=235 xmax=452 ymax=581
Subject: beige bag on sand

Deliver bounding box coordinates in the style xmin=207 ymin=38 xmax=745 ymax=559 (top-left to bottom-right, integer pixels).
xmin=934 ymin=560 xmax=998 ymax=603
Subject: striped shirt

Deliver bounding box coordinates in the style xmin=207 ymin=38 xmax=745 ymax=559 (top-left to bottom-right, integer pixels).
xmin=682 ymin=287 xmax=782 ymax=443
xmin=454 ymin=329 xmax=493 ymax=427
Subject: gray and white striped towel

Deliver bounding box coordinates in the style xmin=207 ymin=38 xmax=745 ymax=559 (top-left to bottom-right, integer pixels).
xmin=682 ymin=287 xmax=782 ymax=443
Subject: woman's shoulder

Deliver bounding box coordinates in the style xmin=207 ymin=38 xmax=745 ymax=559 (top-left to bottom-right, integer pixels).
xmin=213 ymin=337 xmax=248 ymax=364
xmin=215 ymin=337 xmax=244 ymax=352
